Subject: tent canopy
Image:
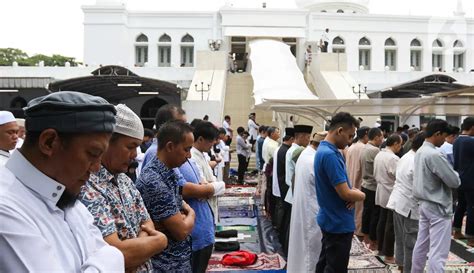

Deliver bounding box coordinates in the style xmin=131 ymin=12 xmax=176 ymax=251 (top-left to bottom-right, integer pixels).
xmin=258 ymin=95 xmax=474 ymax=121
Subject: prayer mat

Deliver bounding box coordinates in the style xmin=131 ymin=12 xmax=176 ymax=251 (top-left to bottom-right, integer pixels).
xmin=207 ymin=253 xmax=286 ymax=271
xmin=224 ymin=187 xmax=257 ymax=197
xmin=350 ymin=236 xmax=371 ymax=256
xmin=218 ymin=217 xmax=258 ymax=227
xmin=215 ymin=231 xmax=258 ymax=244
xmin=216 ymin=225 xmax=256 ymax=232
xmin=219 ymin=208 xmax=256 ymax=218
xmin=218 ymin=196 xmax=255 ymax=207
xmin=348 ymin=256 xmax=388 ymax=272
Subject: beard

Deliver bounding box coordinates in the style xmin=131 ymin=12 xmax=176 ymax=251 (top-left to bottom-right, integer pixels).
xmin=57 ymin=189 xmax=78 ymax=209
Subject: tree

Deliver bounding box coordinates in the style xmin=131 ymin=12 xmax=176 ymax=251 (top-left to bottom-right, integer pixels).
xmin=0 ymin=48 xmax=81 ymax=66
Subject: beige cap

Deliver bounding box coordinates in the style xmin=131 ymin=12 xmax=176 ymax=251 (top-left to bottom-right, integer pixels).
xmin=312 ymin=131 xmax=327 ymax=143
xmin=16 ymin=118 xmax=25 ymax=127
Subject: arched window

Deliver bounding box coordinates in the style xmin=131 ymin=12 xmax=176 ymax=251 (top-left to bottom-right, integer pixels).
xmin=159 ymin=34 xmax=171 ymax=43
xmin=158 ymin=34 xmax=172 ymax=67
xmin=384 ymin=38 xmax=396 ymax=46
xmin=359 ymin=37 xmax=371 ymax=46
xmin=337 ymin=9 xmax=344 ymax=13
xmin=332 ymin=36 xmax=345 ymax=53
xmin=180 ymin=34 xmax=194 ymax=67
xmin=135 ymin=33 xmax=148 ymax=67
xmin=453 ymin=40 xmax=465 ymax=72
xmin=432 ymin=39 xmax=443 ymax=48
xmin=136 ymin=34 xmax=148 ymax=42
xmin=358 ymin=37 xmax=371 ymax=70
xmin=181 ymin=34 xmax=194 ymax=43
xmin=410 ymin=38 xmax=422 ymax=71
xmin=410 ymin=39 xmax=421 ymax=47
xmin=432 ymin=39 xmax=444 ymax=72
xmin=384 ymin=38 xmax=397 ymax=71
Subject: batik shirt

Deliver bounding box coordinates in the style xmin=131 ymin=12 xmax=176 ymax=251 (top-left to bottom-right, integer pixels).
xmin=79 ymin=165 xmax=152 ymax=273
xmin=136 ymin=157 xmax=192 ymax=273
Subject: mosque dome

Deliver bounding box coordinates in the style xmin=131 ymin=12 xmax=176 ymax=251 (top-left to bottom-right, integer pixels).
xmin=295 ymin=0 xmax=369 ymax=14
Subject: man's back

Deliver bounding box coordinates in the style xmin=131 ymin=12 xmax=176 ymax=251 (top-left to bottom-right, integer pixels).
xmin=453 ymin=135 xmax=474 ymax=190
xmin=360 ymin=143 xmax=380 ymax=191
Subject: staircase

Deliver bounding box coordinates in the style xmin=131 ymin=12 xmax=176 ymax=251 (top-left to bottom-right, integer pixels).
xmin=223 ymin=72 xmax=276 ymax=170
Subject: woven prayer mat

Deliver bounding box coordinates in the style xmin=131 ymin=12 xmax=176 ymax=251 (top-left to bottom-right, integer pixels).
xmin=218 ymin=196 xmax=255 ymax=207
xmin=348 ymin=256 xmax=389 ymax=272
xmin=351 ymin=236 xmax=372 ymax=256
xmin=206 ymin=253 xmax=286 ymax=271
xmin=224 ymin=187 xmax=257 ymax=197
xmin=216 ymin=225 xmax=256 ymax=232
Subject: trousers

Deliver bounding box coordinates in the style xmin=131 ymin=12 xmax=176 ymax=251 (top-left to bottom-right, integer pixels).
xmin=393 ymin=211 xmax=418 ymax=272
xmin=376 ymin=207 xmax=394 ymax=257
xmin=411 ymin=202 xmax=452 ymax=273
xmin=315 ymin=231 xmax=353 ymax=273
xmin=361 ymin=187 xmax=380 ymax=241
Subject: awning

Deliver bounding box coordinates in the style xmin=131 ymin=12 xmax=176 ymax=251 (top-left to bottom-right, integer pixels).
xmin=223 ymin=27 xmax=306 ymax=38
xmin=257 ymin=96 xmax=474 ymax=121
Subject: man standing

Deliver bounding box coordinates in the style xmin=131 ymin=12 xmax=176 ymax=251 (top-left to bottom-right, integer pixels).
xmin=0 ymin=91 xmax=124 ymax=272
xmin=320 ymin=28 xmax=330 ymax=53
xmin=361 ymin=127 xmax=384 ymax=249
xmin=261 ymin=126 xmax=280 ymax=219
xmin=137 ymin=121 xmax=196 ymax=272
xmin=287 ymin=132 xmax=326 ymax=273
xmin=386 ymin=132 xmax=425 ymax=273
xmin=0 ymin=111 xmax=18 ymax=166
xmin=315 ymin=112 xmax=365 ymax=273
xmin=453 ymin=117 xmax=474 ymax=246
xmin=247 ymin=112 xmax=259 ymax=150
xmin=222 ymin=115 xmax=233 ymax=145
xmin=256 ymin=125 xmax=267 ymax=172
xmin=275 ymin=128 xmax=294 ymax=237
xmin=345 ymin=126 xmax=370 ymax=237
xmin=79 ymin=104 xmax=168 ymax=272
xmin=439 ymin=125 xmax=459 ymax=166
xmin=374 ymin=134 xmax=403 ymax=264
xmin=411 ymin=120 xmax=461 ymax=273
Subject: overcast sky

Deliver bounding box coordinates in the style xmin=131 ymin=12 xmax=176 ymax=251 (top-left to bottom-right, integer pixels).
xmin=0 ymin=0 xmax=472 ymax=62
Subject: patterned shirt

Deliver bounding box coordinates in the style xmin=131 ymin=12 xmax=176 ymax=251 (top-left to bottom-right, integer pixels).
xmin=79 ymin=165 xmax=152 ymax=273
xmin=136 ymin=157 xmax=192 ymax=273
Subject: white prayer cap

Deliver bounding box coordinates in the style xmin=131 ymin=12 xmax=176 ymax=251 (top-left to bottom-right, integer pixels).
xmin=16 ymin=118 xmax=25 ymax=127
xmin=0 ymin=111 xmax=16 ymax=126
xmin=114 ymin=104 xmax=144 ymax=140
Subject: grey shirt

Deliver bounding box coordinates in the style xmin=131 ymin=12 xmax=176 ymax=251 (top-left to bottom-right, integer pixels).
xmin=413 ymin=141 xmax=461 ymax=217
xmin=236 ymin=135 xmax=251 ymax=158
xmin=361 ymin=143 xmax=380 ymax=191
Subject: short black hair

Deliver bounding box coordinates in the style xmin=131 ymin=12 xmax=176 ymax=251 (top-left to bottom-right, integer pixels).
xmin=157 ymin=120 xmax=193 ymax=150
xmin=412 ymin=131 xmax=426 ymax=151
xmin=448 ymin=125 xmax=460 ymax=136
xmin=386 ymin=134 xmax=402 ymax=146
xmin=425 ymin=119 xmax=450 ymax=137
xmin=368 ymin=127 xmax=382 ymax=140
xmin=283 ymin=135 xmax=293 ymax=141
xmin=402 ymin=124 xmax=410 ymax=130
xmin=190 ymin=119 xmax=202 ymax=129
xmin=154 ymin=105 xmax=183 ymax=131
xmin=461 ymin=117 xmax=474 ymax=131
xmin=193 ymin=121 xmax=218 ymax=141
xmin=258 ymin=125 xmax=267 ymax=133
xmin=218 ymin=127 xmax=226 ymax=135
xmin=224 ymin=115 xmax=231 ymax=120
xmin=236 ymin=126 xmax=245 ymax=135
xmin=328 ymin=112 xmax=359 ymax=131
xmin=144 ymin=128 xmax=154 ymax=138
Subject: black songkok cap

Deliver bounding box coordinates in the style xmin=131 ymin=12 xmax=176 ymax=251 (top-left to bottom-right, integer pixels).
xmin=294 ymin=124 xmax=313 ymax=134
xmin=24 ymin=91 xmax=116 ymax=133
xmin=285 ymin=127 xmax=295 ymax=137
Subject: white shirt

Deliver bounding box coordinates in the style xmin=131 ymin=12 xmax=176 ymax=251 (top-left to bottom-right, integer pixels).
xmin=0 ymin=149 xmax=10 ymax=166
xmin=247 ymin=119 xmax=259 ymax=140
xmin=284 ymin=143 xmax=300 ymax=204
xmin=218 ymin=140 xmax=230 ymax=163
xmin=321 ymin=31 xmax=329 ymax=43
xmin=287 ymin=146 xmax=322 ymax=273
xmin=272 ymin=146 xmax=281 ymax=197
xmin=222 ymin=120 xmax=232 ymax=136
xmin=386 ymin=150 xmax=419 ymax=220
xmin=0 ymin=151 xmax=124 ymax=272
xmin=262 ymin=138 xmax=279 ymax=165
xmin=374 ymin=148 xmax=399 ymax=208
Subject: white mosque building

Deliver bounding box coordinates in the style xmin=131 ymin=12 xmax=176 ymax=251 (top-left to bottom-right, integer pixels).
xmin=1 ymin=0 xmax=473 ymax=130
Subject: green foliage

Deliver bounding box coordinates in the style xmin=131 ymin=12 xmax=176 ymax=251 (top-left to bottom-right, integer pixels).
xmin=0 ymin=48 xmax=81 ymax=66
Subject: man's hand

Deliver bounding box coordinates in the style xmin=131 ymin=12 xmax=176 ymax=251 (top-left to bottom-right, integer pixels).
xmin=346 ymin=201 xmax=355 ymax=210
xmin=181 ymin=201 xmax=192 ymax=215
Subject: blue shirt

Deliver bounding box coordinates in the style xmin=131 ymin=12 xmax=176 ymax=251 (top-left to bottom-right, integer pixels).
xmin=179 ymin=160 xmax=215 ymax=252
xmin=141 ymin=139 xmax=158 ymax=171
xmin=453 ymin=135 xmax=474 ymax=191
xmin=136 ymin=157 xmax=191 ymax=272
xmin=314 ymin=141 xmax=355 ymax=233
xmin=256 ymin=136 xmax=265 ymax=171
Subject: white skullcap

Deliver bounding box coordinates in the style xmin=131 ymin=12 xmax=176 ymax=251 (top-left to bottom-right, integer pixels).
xmin=0 ymin=111 xmax=16 ymax=126
xmin=16 ymin=118 xmax=25 ymax=127
xmin=114 ymin=104 xmax=144 ymax=140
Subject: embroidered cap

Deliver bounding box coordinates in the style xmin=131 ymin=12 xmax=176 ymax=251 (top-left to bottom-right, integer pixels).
xmin=114 ymin=104 xmax=144 ymax=140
